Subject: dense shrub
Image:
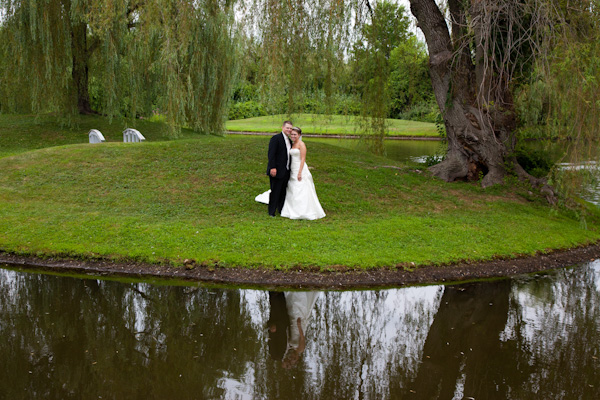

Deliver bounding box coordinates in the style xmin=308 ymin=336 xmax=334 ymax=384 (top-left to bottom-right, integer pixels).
xmin=332 ymin=94 xmax=362 ymax=116
xmin=398 ymin=101 xmax=440 ymax=123
xmin=228 ymin=101 xmax=267 ymax=120
xmin=232 ymin=82 xmax=259 ymax=102
xmin=514 ymin=146 xmax=555 ymax=178
xmin=300 ymin=98 xmax=324 ymax=114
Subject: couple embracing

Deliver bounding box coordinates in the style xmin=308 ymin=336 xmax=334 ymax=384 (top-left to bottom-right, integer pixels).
xmin=256 ymin=120 xmax=325 ymax=220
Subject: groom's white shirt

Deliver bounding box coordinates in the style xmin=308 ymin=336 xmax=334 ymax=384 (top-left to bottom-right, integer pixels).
xmin=283 ymin=131 xmax=291 ymax=169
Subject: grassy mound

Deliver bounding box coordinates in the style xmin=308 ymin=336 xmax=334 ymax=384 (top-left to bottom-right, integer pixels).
xmin=0 ymin=117 xmax=597 ymax=269
xmin=0 ymin=113 xmax=201 ymax=158
xmin=225 ymin=114 xmax=440 ymax=137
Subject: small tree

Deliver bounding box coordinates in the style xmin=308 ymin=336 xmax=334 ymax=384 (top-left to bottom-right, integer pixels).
xmin=387 ymin=37 xmax=434 ymax=120
xmin=351 ymin=1 xmax=413 ymax=153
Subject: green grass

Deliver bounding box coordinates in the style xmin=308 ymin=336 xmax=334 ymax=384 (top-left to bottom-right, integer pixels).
xmin=0 ymin=113 xmax=203 ymax=158
xmin=0 ymin=114 xmax=598 ymax=270
xmin=225 ymin=113 xmax=440 ymax=137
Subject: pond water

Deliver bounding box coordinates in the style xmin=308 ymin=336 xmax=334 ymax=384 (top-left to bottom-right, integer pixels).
xmin=1 ymin=262 xmax=599 ymax=399
xmin=306 ymin=137 xmax=442 ymax=164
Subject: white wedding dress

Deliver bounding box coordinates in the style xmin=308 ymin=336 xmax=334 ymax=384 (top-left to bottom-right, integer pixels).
xmin=284 ymin=291 xmax=320 ymax=351
xmin=255 ymin=148 xmax=325 ymax=220
xmin=281 ymin=148 xmax=326 ymax=220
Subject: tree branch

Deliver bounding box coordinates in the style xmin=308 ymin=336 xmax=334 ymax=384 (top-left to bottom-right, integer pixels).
xmin=364 ymin=0 xmax=373 ymax=18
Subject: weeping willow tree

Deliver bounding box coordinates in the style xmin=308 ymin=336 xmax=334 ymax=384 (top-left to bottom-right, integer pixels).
xmin=0 ymin=0 xmax=236 ymax=135
xmin=405 ymin=0 xmax=558 ymax=192
xmin=405 ymin=0 xmax=600 ymax=202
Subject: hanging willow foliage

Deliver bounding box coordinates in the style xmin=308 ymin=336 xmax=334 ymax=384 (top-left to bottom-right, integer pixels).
xmin=542 ymin=4 xmax=600 ymax=203
xmin=0 ymin=0 xmax=236 ymax=135
xmin=355 ymin=1 xmax=412 ymax=155
xmin=240 ymin=1 xmax=410 ymax=153
xmin=0 ymin=0 xmax=75 ymax=114
xmin=241 ymin=0 xmax=361 ymax=116
xmin=515 ymin=1 xmax=600 ymax=203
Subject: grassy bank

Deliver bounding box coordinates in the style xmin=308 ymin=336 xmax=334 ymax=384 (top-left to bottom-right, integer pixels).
xmin=0 ymin=113 xmax=201 ymax=159
xmin=225 ymin=114 xmax=440 ymax=137
xmin=0 ymin=114 xmax=598 ymax=270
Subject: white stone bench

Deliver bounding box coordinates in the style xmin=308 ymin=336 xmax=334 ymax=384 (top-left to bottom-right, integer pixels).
xmin=88 ymin=129 xmax=106 ymax=144
xmin=123 ymin=128 xmax=146 ymax=143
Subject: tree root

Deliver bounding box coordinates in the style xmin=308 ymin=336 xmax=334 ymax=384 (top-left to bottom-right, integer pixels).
xmin=430 ymin=154 xmax=558 ymax=205
xmin=513 ymin=162 xmax=557 ymax=205
xmin=429 ymin=152 xmax=469 ymax=182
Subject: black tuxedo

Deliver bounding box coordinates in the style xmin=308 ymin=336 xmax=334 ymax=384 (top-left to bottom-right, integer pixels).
xmin=266 ymin=132 xmax=291 ymax=216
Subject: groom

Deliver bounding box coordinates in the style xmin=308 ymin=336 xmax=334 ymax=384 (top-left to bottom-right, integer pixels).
xmin=266 ymin=121 xmax=293 ymax=216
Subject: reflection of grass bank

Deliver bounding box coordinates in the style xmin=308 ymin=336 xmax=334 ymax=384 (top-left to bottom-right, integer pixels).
xmin=226 ymin=114 xmax=441 ymax=137
xmin=0 ymin=114 xmax=598 ymax=270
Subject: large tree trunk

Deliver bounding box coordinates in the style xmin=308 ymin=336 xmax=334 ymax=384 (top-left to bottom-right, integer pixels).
xmin=71 ymin=20 xmax=94 ymax=115
xmin=409 ymin=0 xmax=524 ymax=188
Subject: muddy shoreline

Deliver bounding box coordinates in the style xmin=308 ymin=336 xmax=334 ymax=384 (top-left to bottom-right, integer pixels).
xmin=2 ymin=242 xmax=600 ymax=289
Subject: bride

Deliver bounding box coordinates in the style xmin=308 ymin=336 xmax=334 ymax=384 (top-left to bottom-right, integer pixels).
xmin=256 ymin=127 xmax=325 ymax=220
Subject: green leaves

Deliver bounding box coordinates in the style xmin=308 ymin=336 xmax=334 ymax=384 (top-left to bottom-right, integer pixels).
xmin=0 ymin=0 xmax=237 ymax=135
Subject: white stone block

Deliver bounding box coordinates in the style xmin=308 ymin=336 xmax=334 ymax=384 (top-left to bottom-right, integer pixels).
xmin=88 ymin=129 xmax=106 ymax=144
xmin=123 ymin=128 xmax=146 ymax=143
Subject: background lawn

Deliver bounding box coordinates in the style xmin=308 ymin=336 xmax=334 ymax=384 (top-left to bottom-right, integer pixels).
xmin=225 ymin=114 xmax=441 ymax=137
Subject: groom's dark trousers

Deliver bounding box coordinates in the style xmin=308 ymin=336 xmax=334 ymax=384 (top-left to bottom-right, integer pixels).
xmin=267 ymin=132 xmax=290 ymax=216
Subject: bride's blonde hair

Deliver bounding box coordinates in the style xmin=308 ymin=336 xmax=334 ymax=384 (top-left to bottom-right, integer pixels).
xmin=292 ymin=127 xmax=302 ymax=135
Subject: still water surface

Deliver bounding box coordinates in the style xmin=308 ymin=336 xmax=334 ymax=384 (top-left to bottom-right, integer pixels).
xmin=1 ymin=262 xmax=599 ymax=399
xmin=307 ymin=137 xmax=442 ymax=164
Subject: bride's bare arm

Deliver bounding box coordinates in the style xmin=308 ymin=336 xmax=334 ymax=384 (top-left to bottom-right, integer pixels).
xmin=298 ymin=142 xmax=307 ymax=181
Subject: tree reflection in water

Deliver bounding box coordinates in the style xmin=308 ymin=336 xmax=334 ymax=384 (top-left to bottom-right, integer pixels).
xmin=501 ymin=264 xmax=600 ymax=399
xmin=0 ymin=261 xmax=599 ymax=399
xmin=405 ymin=281 xmax=512 ymax=399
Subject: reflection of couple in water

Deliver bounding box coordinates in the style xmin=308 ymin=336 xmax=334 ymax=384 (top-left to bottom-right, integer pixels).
xmin=267 ymin=291 xmax=320 ymax=368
